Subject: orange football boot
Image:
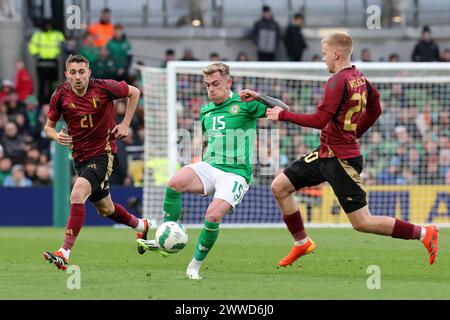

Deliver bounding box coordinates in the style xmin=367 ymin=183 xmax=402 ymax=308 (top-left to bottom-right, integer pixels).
xmin=278 ymin=238 xmax=316 ymax=267
xmin=422 ymin=225 xmax=439 ymax=265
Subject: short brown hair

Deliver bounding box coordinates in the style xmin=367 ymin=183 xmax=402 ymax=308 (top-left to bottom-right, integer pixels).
xmin=114 ymin=23 xmax=124 ymax=30
xmin=202 ymin=62 xmax=230 ymax=78
xmin=65 ymin=54 xmax=89 ymax=69
xmin=321 ymin=32 xmax=353 ymax=58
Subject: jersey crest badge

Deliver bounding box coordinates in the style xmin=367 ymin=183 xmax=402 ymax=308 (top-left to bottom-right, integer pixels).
xmin=229 ymin=105 xmax=240 ymax=115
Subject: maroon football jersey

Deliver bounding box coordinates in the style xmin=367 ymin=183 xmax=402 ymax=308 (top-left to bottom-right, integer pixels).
xmin=318 ymin=65 xmax=380 ymax=159
xmin=48 ymin=79 xmax=129 ymax=162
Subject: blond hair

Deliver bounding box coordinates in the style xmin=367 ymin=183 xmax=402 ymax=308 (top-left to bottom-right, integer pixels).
xmin=321 ymin=32 xmax=353 ymax=58
xmin=202 ymin=62 xmax=230 ymax=78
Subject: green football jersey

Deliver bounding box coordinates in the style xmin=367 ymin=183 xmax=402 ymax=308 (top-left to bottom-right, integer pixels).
xmin=200 ymin=92 xmax=267 ymax=184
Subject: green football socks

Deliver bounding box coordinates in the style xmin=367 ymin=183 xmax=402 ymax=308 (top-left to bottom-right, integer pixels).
xmin=194 ymin=220 xmax=220 ymax=261
xmin=163 ymin=187 xmax=182 ymax=222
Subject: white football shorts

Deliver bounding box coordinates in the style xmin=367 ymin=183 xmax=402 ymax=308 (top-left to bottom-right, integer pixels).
xmin=187 ymin=161 xmax=249 ymax=208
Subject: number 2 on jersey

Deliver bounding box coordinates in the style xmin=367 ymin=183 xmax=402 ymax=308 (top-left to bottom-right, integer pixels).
xmin=344 ymin=92 xmax=367 ymax=132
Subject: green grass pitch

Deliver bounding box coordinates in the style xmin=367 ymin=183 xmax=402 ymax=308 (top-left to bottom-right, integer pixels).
xmin=0 ymin=227 xmax=448 ymax=300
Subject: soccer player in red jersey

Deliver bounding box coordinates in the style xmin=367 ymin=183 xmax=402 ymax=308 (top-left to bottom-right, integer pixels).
xmin=240 ymin=32 xmax=438 ymax=267
xmin=42 ymin=55 xmax=151 ymax=270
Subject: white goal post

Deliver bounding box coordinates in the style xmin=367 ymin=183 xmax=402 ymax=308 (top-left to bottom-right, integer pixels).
xmin=141 ymin=61 xmax=450 ymax=228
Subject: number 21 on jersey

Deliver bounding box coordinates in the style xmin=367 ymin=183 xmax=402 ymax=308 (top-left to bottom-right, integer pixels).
xmin=80 ymin=114 xmax=94 ymax=128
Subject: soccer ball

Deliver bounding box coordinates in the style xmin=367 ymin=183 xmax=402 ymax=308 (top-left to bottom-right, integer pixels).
xmin=155 ymin=221 xmax=188 ymax=254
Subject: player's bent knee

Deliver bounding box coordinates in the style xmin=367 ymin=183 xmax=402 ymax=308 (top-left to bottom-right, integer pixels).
xmin=271 ymin=180 xmax=290 ymax=199
xmin=167 ymin=178 xmax=183 ymax=193
xmin=205 ymin=214 xmax=222 ymax=223
xmin=70 ymin=190 xmax=87 ymax=204
xmin=352 ymin=223 xmax=363 ymax=232
xmin=270 ymin=180 xmax=281 ymax=196
xmin=351 ymin=220 xmax=370 ymax=233
xmin=96 ymin=206 xmax=114 ymax=217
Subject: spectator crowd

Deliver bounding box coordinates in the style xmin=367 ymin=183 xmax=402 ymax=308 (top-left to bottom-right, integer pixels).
xmin=1 ymin=6 xmax=449 ymax=188
xmin=0 ymin=8 xmax=143 ymax=188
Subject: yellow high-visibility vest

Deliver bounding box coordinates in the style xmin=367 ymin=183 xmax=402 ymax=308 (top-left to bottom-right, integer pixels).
xmin=146 ymin=157 xmax=181 ymax=186
xmin=28 ymin=30 xmax=65 ymax=59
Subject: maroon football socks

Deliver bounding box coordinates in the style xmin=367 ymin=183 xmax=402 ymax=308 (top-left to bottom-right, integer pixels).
xmin=283 ymin=210 xmax=307 ymax=241
xmin=391 ymin=218 xmax=422 ymax=240
xmin=107 ymin=203 xmax=139 ymax=228
xmin=62 ymin=203 xmax=86 ymax=251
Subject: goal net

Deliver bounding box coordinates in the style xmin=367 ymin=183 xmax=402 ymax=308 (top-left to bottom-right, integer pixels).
xmin=141 ymin=62 xmax=450 ymax=227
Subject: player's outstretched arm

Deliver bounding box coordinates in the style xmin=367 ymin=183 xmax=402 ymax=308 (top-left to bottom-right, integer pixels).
xmin=44 ymin=119 xmax=72 ymax=146
xmin=112 ymin=85 xmax=140 ymax=139
xmin=238 ymin=89 xmax=259 ymax=102
xmin=257 ymin=94 xmax=290 ymax=111
xmin=238 ymin=89 xmax=290 ymax=110
xmin=247 ymin=86 xmax=333 ymax=127
xmin=275 ymin=108 xmax=333 ymax=129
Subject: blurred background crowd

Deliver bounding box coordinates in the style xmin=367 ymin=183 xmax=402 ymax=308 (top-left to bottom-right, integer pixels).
xmin=0 ymin=0 xmax=449 ymax=188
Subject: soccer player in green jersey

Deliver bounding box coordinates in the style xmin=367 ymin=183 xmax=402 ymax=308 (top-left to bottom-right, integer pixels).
xmin=138 ymin=62 xmax=286 ymax=279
